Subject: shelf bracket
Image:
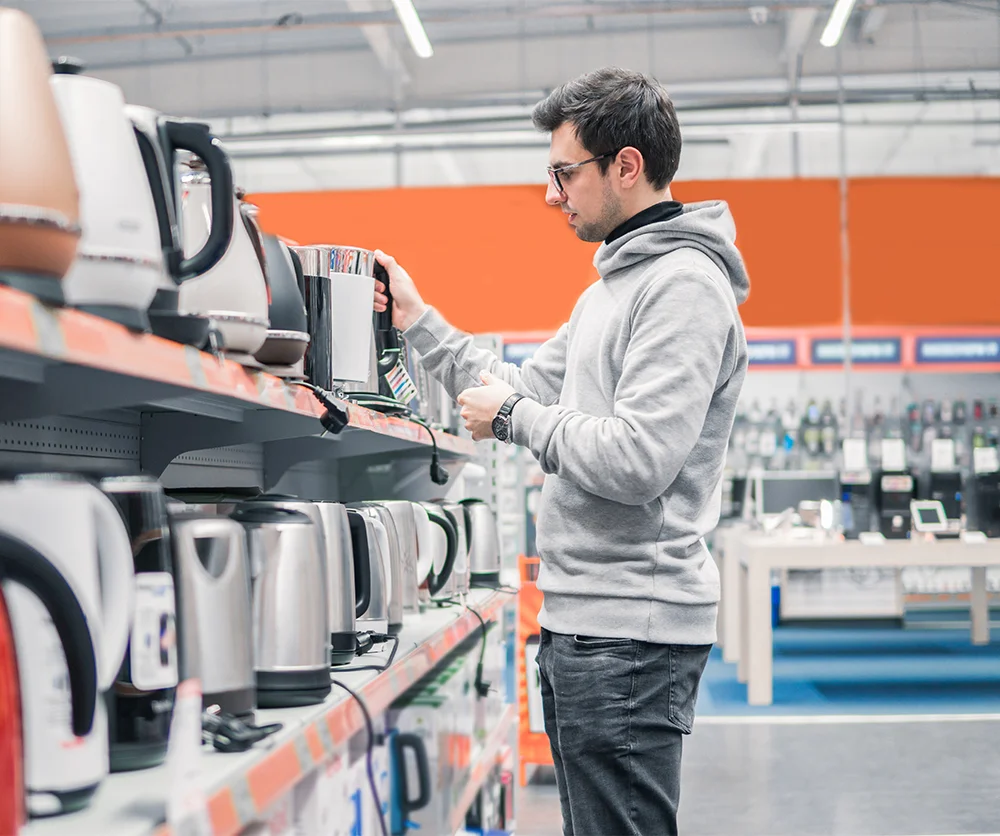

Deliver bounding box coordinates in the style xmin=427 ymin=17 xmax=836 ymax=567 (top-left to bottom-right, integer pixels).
xmin=140 ymin=408 xmax=321 ymax=476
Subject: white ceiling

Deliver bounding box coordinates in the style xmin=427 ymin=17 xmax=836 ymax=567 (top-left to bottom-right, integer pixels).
xmin=13 ymin=0 xmax=1000 ymax=189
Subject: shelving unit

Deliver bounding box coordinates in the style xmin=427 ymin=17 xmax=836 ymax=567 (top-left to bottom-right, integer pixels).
xmin=447 ymin=704 xmax=517 ymax=834
xmin=22 ymin=589 xmax=514 ymax=836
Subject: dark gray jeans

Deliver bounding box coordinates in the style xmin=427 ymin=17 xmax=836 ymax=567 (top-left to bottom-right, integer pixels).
xmin=536 ymin=628 xmax=712 ymax=836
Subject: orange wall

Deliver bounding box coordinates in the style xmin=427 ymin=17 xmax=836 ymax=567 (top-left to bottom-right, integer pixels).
xmin=250 ymin=177 xmax=1000 ymax=333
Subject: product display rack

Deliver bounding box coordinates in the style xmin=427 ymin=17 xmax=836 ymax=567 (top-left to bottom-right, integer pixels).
xmin=447 ymin=703 xmax=516 ymax=835
xmin=22 ymin=589 xmax=514 ymax=836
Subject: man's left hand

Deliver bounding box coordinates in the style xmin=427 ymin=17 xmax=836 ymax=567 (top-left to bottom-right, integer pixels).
xmin=457 ymin=371 xmax=516 ymax=441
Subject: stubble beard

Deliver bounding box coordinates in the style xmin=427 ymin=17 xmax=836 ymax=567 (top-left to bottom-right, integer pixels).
xmin=574 ymin=180 xmax=625 ymax=243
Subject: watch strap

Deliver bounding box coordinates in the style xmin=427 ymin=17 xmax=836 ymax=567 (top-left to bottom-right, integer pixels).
xmin=497 ymin=393 xmax=524 ymax=419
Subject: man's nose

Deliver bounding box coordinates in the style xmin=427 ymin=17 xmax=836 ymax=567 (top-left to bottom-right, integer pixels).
xmin=545 ymin=178 xmax=565 ymax=206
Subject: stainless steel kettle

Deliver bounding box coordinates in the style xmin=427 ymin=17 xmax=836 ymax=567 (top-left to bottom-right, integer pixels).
xmin=436 ymin=501 xmax=471 ymax=596
xmin=366 ymin=501 xmax=420 ymax=618
xmin=231 ymin=505 xmax=330 ymax=708
xmin=461 ymin=500 xmax=502 ymax=588
xmin=349 ymin=504 xmax=403 ymax=635
xmin=168 ymin=507 xmax=254 ymax=719
xmin=420 ymin=502 xmax=459 ymax=604
xmin=348 ymin=509 xmax=389 ymax=636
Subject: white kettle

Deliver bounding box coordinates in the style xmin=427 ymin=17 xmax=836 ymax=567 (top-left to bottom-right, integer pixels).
xmin=49 ymin=60 xmax=164 ymax=332
xmin=0 ymin=476 xmax=135 ymax=816
xmin=178 ymin=165 xmax=270 ymax=364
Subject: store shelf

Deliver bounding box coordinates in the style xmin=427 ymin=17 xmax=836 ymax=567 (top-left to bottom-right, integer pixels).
xmin=448 ymin=704 xmax=517 ymax=834
xmin=22 ymin=589 xmax=513 ymax=836
xmin=0 ymin=285 xmax=476 ymax=469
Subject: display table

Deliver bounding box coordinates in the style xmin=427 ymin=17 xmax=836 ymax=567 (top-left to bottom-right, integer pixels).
xmin=735 ymin=533 xmax=1000 ymax=705
xmin=713 ymin=520 xmax=751 ymax=663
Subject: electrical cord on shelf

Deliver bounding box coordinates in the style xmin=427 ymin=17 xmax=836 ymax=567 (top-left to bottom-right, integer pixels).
xmin=330 ymin=679 xmax=388 ymax=836
xmin=293 ymin=381 xmax=349 ymax=435
xmin=336 ymin=633 xmax=400 ymax=673
xmin=408 ymin=415 xmax=450 ymax=486
xmin=441 ymin=598 xmax=492 ymax=699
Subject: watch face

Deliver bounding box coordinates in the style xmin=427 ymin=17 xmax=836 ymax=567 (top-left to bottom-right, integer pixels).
xmin=492 ymin=416 xmax=507 ymax=441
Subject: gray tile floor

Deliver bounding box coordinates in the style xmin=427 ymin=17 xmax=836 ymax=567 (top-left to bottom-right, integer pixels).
xmin=516 ymin=718 xmax=1000 ymax=836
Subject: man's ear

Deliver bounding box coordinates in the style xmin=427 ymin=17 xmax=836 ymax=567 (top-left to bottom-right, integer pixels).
xmin=617 ymin=147 xmax=644 ymax=190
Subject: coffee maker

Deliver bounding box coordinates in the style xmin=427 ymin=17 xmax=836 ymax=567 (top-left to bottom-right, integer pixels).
xmin=877 ymin=472 xmax=915 ymax=539
xmin=973 ymin=472 xmax=1000 ymax=537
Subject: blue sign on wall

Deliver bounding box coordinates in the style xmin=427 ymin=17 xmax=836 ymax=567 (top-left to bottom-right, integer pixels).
xmin=915 ymin=336 xmax=1000 ymax=364
xmin=811 ymin=338 xmax=901 ymax=365
xmin=747 ymin=340 xmax=797 ymax=366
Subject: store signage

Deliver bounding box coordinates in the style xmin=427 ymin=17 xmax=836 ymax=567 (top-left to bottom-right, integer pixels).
xmin=915 ymin=336 xmax=1000 ymax=364
xmin=810 ymin=338 xmax=901 ymax=365
xmin=503 ymin=342 xmax=543 ymax=367
xmin=747 ymin=339 xmax=797 ymax=366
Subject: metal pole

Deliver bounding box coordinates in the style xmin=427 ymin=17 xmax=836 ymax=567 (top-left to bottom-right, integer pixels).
xmin=837 ymin=43 xmax=852 ymax=405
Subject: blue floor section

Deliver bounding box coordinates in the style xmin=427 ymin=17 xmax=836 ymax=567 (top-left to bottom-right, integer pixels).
xmin=698 ymin=621 xmax=1000 ymax=716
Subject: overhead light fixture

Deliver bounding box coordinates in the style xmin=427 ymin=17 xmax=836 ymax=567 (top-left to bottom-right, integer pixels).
xmin=820 ymin=0 xmax=858 ymax=47
xmin=391 ymin=0 xmax=433 ymax=59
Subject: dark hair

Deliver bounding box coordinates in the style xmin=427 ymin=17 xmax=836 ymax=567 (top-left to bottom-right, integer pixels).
xmin=531 ymin=67 xmax=681 ymax=190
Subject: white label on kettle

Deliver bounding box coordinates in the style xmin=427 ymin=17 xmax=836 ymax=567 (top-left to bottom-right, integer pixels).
xmin=130 ymin=573 xmax=179 ymax=692
xmin=384 ymin=358 xmax=418 ymax=406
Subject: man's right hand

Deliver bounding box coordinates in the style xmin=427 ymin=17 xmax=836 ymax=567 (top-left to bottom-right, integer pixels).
xmin=374 ymin=250 xmax=428 ymax=332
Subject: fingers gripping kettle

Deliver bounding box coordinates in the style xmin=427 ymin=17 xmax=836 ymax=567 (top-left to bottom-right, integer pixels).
xmin=0 ymin=476 xmax=135 ymax=816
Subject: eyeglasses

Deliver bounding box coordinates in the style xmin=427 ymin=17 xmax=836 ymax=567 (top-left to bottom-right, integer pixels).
xmin=546 ymin=150 xmax=619 ymax=194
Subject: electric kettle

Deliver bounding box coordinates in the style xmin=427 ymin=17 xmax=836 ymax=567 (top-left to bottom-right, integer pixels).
xmin=49 ymin=60 xmax=164 ymax=331
xmin=254 ymin=235 xmax=310 ymax=376
xmin=177 ymin=163 xmax=270 ymax=364
xmin=231 ymin=505 xmax=331 ymax=707
xmin=0 ymin=9 xmax=81 ymax=304
xmin=348 ymin=510 xmax=390 ymax=636
xmin=99 ymin=476 xmax=178 ymax=773
xmin=461 ymin=500 xmax=502 ymax=588
xmin=0 ymin=534 xmax=99 ymax=834
xmin=437 ymin=501 xmax=471 ymax=597
xmin=419 ymin=502 xmax=459 ymax=604
xmin=349 ymin=504 xmax=404 ymax=634
xmin=368 ymin=501 xmax=420 ymax=617
xmin=317 ymin=502 xmax=370 ymax=665
xmin=241 ymin=495 xmax=364 ymax=665
xmin=126 ymin=106 xmax=234 ymax=348
xmin=168 ymin=508 xmax=255 ymax=719
xmin=0 ymin=476 xmax=135 ymax=816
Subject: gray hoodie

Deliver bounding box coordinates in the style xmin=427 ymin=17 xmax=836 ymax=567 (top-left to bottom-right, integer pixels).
xmin=405 ymin=200 xmax=749 ymax=645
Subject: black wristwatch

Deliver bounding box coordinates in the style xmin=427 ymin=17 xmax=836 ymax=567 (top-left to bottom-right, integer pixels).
xmin=492 ymin=393 xmax=524 ymax=444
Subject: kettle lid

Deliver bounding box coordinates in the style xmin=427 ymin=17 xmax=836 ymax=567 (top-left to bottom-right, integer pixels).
xmin=52 ymin=56 xmax=85 ymax=75
xmin=230 ymin=505 xmax=311 ymax=525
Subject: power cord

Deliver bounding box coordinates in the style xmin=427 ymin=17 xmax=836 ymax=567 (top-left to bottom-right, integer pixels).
xmin=442 ymin=599 xmax=492 ymax=699
xmin=294 ymin=381 xmax=349 ymax=435
xmin=408 ymin=415 xmax=450 ymax=486
xmin=338 ymin=633 xmax=400 ymax=673
xmin=330 ymin=679 xmax=388 ymax=836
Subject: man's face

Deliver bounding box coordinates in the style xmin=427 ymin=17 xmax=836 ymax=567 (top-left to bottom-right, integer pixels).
xmin=546 ymin=123 xmax=625 ymax=243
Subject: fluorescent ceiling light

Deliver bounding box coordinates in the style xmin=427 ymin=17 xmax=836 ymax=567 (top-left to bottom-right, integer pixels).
xmin=391 ymin=0 xmax=433 ymax=59
xmin=820 ymin=0 xmax=858 ymax=47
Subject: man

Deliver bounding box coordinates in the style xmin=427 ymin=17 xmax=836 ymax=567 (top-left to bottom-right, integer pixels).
xmin=373 ymin=67 xmax=749 ymax=835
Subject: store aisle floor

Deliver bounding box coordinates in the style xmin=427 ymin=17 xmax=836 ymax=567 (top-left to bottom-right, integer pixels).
xmin=516 ymin=717 xmax=1000 ymax=835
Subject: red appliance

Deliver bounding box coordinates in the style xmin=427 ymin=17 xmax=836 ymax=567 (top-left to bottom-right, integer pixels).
xmin=0 ymin=533 xmax=98 ymax=833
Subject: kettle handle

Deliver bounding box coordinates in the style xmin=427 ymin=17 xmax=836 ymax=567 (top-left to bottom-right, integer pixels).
xmin=164 ymin=121 xmax=235 ymax=281
xmin=347 ymin=511 xmax=371 ymax=618
xmin=0 ymin=533 xmax=99 ymax=739
xmin=353 ymin=525 xmax=371 ymax=619
xmin=425 ymin=511 xmax=457 ymax=597
xmin=374 ymin=263 xmax=401 ymax=372
xmin=392 ymin=732 xmax=432 ymax=816
xmin=91 ymin=489 xmax=136 ymax=689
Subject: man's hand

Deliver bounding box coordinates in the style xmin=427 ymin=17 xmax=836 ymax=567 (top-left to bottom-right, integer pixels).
xmin=457 ymin=371 xmax=517 ymax=442
xmin=373 ymin=250 xmax=428 ymax=332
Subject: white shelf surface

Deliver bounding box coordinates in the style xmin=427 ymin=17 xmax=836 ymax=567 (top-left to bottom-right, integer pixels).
xmin=23 ymin=589 xmax=513 ymax=836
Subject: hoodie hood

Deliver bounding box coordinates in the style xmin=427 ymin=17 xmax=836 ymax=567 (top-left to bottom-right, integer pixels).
xmin=593 ymin=200 xmax=750 ymax=305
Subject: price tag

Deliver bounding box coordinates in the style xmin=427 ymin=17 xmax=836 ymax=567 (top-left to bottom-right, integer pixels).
xmin=930 ymin=438 xmax=957 ymax=473
xmin=962 ymin=530 xmax=988 ymax=545
xmin=166 ymin=679 xmax=210 ymax=836
xmin=881 ymin=438 xmax=907 ymax=472
xmin=842 ymin=438 xmax=868 ymax=472
xmin=131 ymin=573 xmax=179 ymax=691
xmin=859 ymin=531 xmax=886 ymax=546
xmin=974 ymin=446 xmax=1000 ymax=474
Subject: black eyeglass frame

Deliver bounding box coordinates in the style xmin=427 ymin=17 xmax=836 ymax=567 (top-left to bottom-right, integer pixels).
xmin=546 ymin=150 xmax=620 ymax=194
